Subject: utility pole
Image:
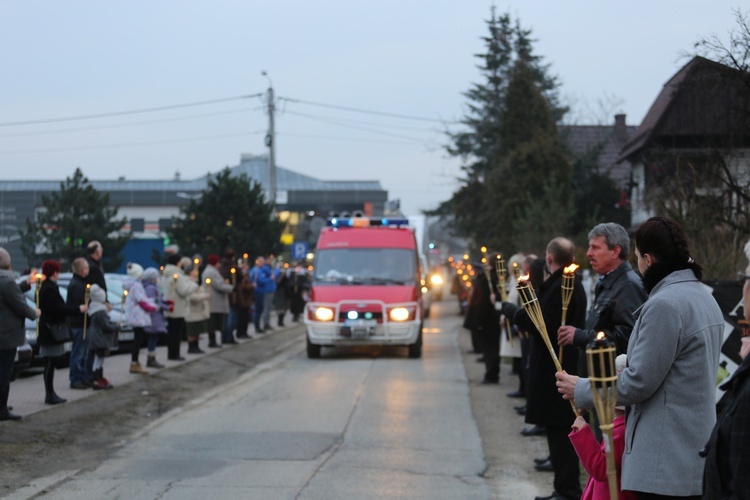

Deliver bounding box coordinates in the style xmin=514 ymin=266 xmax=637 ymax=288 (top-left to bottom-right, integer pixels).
xmin=262 ymin=71 xmax=276 ymax=213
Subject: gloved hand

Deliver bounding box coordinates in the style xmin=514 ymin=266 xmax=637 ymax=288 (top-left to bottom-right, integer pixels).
xmin=500 ymin=301 xmax=519 ymax=319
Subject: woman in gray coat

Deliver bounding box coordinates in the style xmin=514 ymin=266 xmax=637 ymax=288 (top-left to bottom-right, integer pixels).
xmin=557 ymin=216 xmax=723 ymax=498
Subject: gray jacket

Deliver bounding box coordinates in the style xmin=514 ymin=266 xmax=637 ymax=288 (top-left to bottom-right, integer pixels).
xmin=575 ymin=269 xmax=723 ymax=496
xmin=573 ymin=261 xmax=647 ymax=376
xmin=202 ymin=264 xmax=233 ymax=314
xmin=0 ymin=269 xmax=37 ymax=350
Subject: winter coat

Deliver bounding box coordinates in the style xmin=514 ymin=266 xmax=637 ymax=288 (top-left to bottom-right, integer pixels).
xmin=142 ymin=280 xmax=168 ymax=334
xmin=572 ymin=261 xmax=646 ymax=376
xmin=703 ymin=354 xmax=750 ymax=499
xmin=0 ymin=269 xmax=36 ymax=350
xmin=161 ymin=264 xmax=198 ymax=319
xmin=249 ymin=265 xmax=273 ymax=294
xmin=569 ymin=415 xmax=637 ymax=500
xmin=122 ymin=278 xmax=153 ymax=329
xmin=462 ymin=271 xmax=499 ymax=333
xmin=38 ymin=279 xmax=78 ymax=346
xmin=202 ymin=264 xmax=232 ymax=314
xmin=186 ymin=285 xmax=210 ymax=323
xmin=231 ymin=272 xmax=254 ymax=309
xmin=574 ymin=269 xmax=724 ymax=496
xmin=65 ymin=273 xmax=87 ymax=328
xmin=515 ymin=268 xmax=586 ymax=427
xmin=87 ymin=310 xmax=119 ymax=351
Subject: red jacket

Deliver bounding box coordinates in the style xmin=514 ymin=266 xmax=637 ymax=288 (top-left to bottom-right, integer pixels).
xmin=569 ymin=415 xmax=638 ymax=500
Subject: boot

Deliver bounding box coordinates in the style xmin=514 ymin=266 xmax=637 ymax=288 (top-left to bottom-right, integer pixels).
xmin=44 ymin=359 xmax=67 ymax=405
xmin=129 ymin=361 xmax=149 ymax=374
xmin=278 ymin=313 xmax=285 ymax=327
xmin=0 ymin=384 xmax=21 ymax=421
xmin=187 ymin=341 xmax=204 ymax=354
xmin=207 ymin=332 xmax=220 ymax=348
xmin=146 ymin=354 xmax=164 ymax=369
xmin=92 ymin=368 xmax=113 ymax=390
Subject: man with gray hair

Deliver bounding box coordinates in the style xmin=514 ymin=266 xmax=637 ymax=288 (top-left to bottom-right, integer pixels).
xmin=0 ymin=247 xmax=40 ymax=420
xmin=557 ymin=222 xmax=646 ymax=375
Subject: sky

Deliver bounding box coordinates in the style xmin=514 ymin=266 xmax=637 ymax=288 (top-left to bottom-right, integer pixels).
xmin=0 ymin=1 xmax=744 ymax=216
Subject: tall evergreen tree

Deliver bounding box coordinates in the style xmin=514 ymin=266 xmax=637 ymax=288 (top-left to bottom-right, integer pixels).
xmin=168 ymin=168 xmax=283 ymax=259
xmin=19 ymin=168 xmax=127 ymax=270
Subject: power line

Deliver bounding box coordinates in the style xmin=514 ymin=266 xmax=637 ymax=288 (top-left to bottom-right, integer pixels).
xmin=283 ymin=111 xmax=431 ymax=143
xmin=283 ymin=110 xmax=439 ymax=133
xmin=0 ymin=131 xmax=264 ymax=155
xmin=278 ymin=132 xmax=420 ymax=145
xmin=0 ymin=107 xmax=260 ymax=138
xmin=0 ymin=94 xmax=264 ymax=128
xmin=279 ymin=96 xmax=458 ymax=124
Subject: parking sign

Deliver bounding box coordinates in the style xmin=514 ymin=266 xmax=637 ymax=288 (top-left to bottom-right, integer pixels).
xmin=292 ymin=241 xmax=308 ymax=260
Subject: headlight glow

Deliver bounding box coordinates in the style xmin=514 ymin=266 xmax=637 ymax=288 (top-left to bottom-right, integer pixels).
xmin=430 ymin=274 xmax=444 ymax=286
xmin=347 ymin=311 xmax=359 ymax=320
xmin=313 ymin=307 xmax=335 ymax=322
xmin=389 ymin=307 xmax=410 ymax=322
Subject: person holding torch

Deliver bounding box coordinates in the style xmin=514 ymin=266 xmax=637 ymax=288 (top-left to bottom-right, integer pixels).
xmin=513 ymin=237 xmax=586 ymax=500
xmin=556 ymin=216 xmax=723 ymax=498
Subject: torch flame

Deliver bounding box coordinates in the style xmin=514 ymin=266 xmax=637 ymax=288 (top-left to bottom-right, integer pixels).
xmin=193 ymin=258 xmax=200 ymax=265
xmin=518 ymin=274 xmax=530 ymax=283
xmin=596 ymin=331 xmax=606 ymax=341
xmin=563 ymin=263 xmax=580 ymax=274
xmin=86 ymin=283 xmax=91 ymax=289
xmin=173 ymin=273 xmax=178 ymax=280
xmin=230 ymin=268 xmax=236 ymax=274
xmin=123 ymin=290 xmax=128 ymax=297
xmin=35 ymin=273 xmax=43 ymax=280
xmin=205 ymin=278 xmax=212 ymax=285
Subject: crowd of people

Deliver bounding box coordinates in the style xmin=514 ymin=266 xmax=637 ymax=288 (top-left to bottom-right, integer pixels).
xmin=461 ymin=217 xmax=749 ymax=499
xmin=0 ymin=242 xmax=310 ymax=421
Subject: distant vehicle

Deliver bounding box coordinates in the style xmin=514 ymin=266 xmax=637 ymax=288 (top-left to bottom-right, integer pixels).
xmin=304 ymin=217 xmax=425 ymax=359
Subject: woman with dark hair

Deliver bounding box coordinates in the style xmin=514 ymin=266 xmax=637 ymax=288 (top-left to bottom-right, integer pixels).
xmin=557 ymin=216 xmax=724 ymax=499
xmin=38 ymin=259 xmax=87 ymax=404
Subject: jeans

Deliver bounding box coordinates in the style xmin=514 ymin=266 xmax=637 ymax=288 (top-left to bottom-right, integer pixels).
xmin=69 ymin=326 xmax=90 ymax=384
xmin=262 ymin=292 xmax=274 ymax=327
xmin=224 ymin=308 xmax=238 ymax=342
xmin=253 ymin=291 xmax=265 ymax=331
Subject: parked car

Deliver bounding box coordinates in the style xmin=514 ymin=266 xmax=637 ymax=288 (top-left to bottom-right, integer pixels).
xmin=12 ymin=343 xmax=32 ymax=380
xmin=18 ymin=275 xmax=134 ymax=366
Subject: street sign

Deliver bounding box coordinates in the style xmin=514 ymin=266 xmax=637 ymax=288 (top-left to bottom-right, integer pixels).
xmin=292 ymin=241 xmax=308 ymax=260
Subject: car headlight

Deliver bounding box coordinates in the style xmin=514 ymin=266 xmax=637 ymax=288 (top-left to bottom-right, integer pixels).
xmin=313 ymin=307 xmax=335 ymax=322
xmin=430 ymin=274 xmax=444 ymax=286
xmin=389 ymin=307 xmax=411 ymax=322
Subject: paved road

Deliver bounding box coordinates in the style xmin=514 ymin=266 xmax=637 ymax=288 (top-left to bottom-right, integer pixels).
xmin=4 ymin=300 xmax=554 ymax=499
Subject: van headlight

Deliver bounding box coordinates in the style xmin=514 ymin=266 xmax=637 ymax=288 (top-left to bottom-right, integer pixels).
xmin=313 ymin=307 xmax=335 ymax=322
xmin=388 ymin=307 xmax=411 ymax=322
xmin=430 ymin=274 xmax=444 ymax=286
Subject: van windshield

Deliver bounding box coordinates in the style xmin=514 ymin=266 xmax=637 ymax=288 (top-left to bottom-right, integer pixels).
xmin=314 ymin=248 xmax=417 ymax=284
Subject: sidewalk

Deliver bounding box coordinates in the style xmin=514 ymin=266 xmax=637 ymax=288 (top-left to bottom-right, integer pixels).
xmin=7 ymin=324 xmax=289 ymax=420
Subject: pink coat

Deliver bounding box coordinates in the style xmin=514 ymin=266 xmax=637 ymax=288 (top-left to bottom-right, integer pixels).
xmin=568 ymin=415 xmax=638 ymax=500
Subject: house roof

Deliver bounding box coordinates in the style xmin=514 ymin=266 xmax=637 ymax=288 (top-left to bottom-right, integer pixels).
xmin=618 ymin=56 xmax=748 ymax=162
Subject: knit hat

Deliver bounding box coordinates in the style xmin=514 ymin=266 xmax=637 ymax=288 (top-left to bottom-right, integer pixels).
xmin=142 ymin=267 xmax=160 ymax=283
xmin=127 ymin=262 xmax=144 ymax=279
xmin=87 ymin=284 xmax=108 ymax=316
xmin=207 ymin=254 xmax=220 ymax=266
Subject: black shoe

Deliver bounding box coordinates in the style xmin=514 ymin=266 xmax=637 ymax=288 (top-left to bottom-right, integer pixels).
xmin=223 ymin=340 xmax=238 ymax=345
xmin=506 ymin=390 xmax=525 ymax=398
xmin=0 ymin=411 xmax=22 ymax=421
xmin=70 ymin=381 xmax=89 ymax=390
xmin=533 ymin=456 xmax=551 ymax=465
xmin=168 ymin=356 xmax=186 ymax=361
xmin=521 ymin=425 xmax=546 ymax=437
xmin=476 ymin=357 xmax=485 ymax=363
xmin=513 ymin=404 xmax=526 ymax=412
xmin=236 ymin=334 xmax=250 ymax=339
xmin=187 ymin=346 xmax=205 ymax=354
xmin=534 ymin=460 xmax=554 ymax=472
xmin=255 ymin=328 xmax=265 ymax=334
xmin=479 ymin=378 xmax=499 ymax=385
xmin=264 ymin=324 xmax=274 ymax=330
xmin=534 ymin=492 xmax=562 ymax=500
xmin=45 ymin=393 xmax=67 ymax=405
xmin=515 ymin=406 xmax=526 ymax=416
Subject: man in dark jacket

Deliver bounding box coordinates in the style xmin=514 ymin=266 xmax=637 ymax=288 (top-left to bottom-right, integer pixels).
xmin=67 ymin=257 xmax=92 ymax=389
xmin=557 ymin=223 xmax=646 ymax=376
xmin=0 ymin=247 xmax=40 ymax=420
xmin=463 ymin=262 xmax=501 ymax=384
xmin=514 ymin=237 xmax=586 ymax=500
xmin=86 ymin=240 xmax=107 ymax=293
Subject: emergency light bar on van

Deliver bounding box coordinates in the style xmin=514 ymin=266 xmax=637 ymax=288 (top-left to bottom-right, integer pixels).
xmin=326 ymin=217 xmax=409 ymax=228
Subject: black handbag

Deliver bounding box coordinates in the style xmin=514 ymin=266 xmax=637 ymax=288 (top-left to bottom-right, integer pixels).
xmin=47 ymin=321 xmax=70 ymax=343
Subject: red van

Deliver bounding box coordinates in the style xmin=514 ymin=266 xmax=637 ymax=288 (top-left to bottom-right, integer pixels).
xmin=304 ymin=217 xmax=424 ymax=358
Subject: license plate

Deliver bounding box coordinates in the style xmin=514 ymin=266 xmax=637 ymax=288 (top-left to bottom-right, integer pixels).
xmin=342 ymin=319 xmax=377 ymax=338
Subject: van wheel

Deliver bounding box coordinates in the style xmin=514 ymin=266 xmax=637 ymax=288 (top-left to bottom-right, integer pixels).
xmin=307 ymin=336 xmax=321 ymax=359
xmin=407 ymin=330 xmax=423 ymax=359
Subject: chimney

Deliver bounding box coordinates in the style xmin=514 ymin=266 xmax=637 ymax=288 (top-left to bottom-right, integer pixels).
xmin=614 ymin=114 xmax=627 ymax=143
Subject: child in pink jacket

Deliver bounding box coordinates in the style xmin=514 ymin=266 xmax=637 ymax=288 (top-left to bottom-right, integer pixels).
xmin=568 ymin=355 xmax=637 ymax=500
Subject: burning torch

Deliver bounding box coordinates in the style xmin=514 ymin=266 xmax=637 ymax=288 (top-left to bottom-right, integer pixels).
xmin=559 ymin=263 xmax=580 ymax=364
xmin=34 ymin=273 xmax=43 ymax=338
xmin=82 ymin=284 xmax=91 ymax=340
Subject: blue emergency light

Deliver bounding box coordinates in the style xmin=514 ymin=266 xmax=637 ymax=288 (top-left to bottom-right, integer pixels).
xmin=326 ymin=217 xmax=409 ymax=228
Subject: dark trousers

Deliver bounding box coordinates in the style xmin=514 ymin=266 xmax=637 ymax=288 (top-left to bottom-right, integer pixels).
xmin=638 ymin=494 xmax=701 ymax=500
xmin=547 ymin=424 xmax=582 ymax=499
xmin=236 ymin=306 xmax=250 ymax=337
xmin=131 ymin=327 xmax=145 ymax=362
xmin=69 ymin=326 xmax=90 ymax=383
xmin=0 ymin=348 xmax=14 ymax=387
xmin=482 ymin=328 xmax=500 ymax=382
xmin=167 ymin=317 xmax=185 ymax=359
xmin=253 ymin=291 xmax=265 ymax=331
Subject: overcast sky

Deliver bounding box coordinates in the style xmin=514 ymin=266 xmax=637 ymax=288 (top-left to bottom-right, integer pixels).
xmin=0 ymin=1 xmax=743 ymax=216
